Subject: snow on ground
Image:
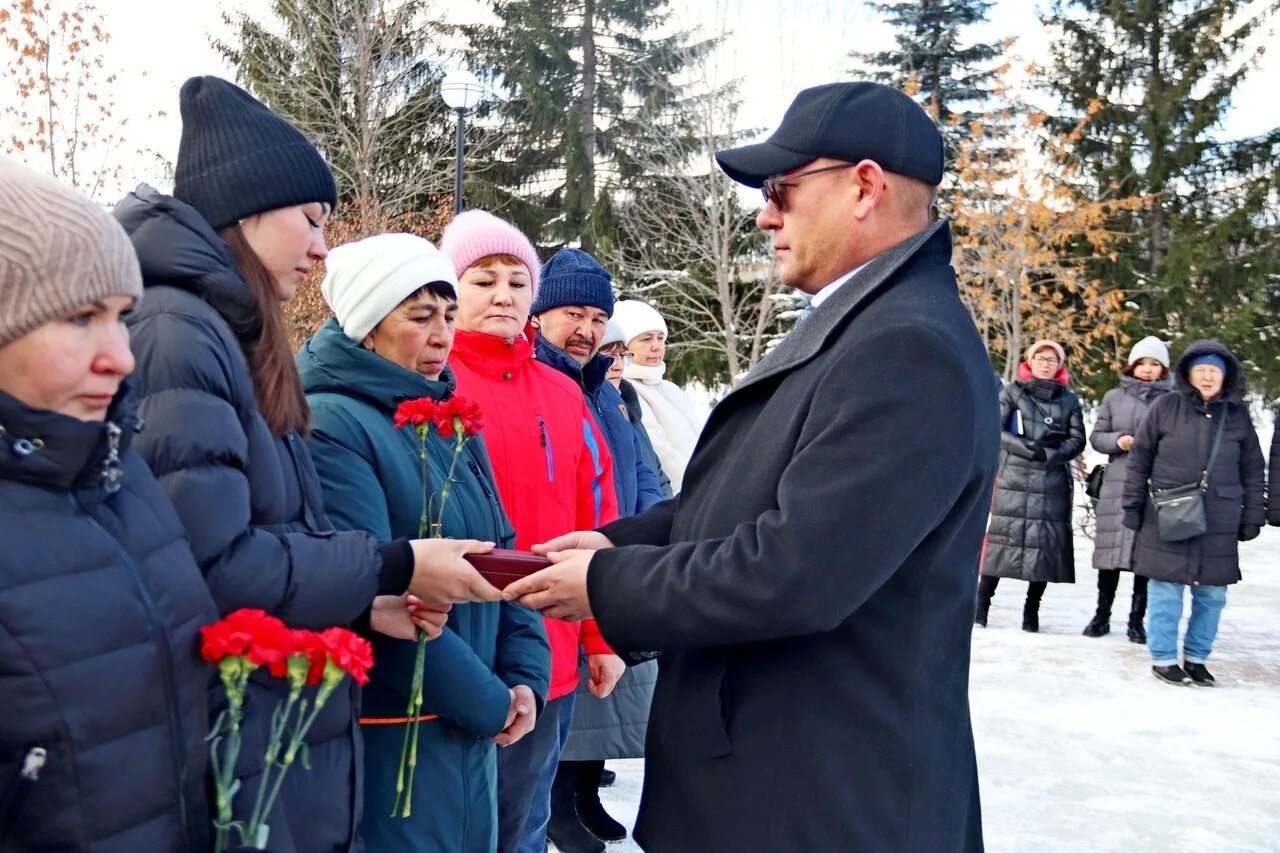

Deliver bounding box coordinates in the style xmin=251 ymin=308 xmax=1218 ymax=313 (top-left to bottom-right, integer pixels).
xmin=565 ymin=522 xmax=1280 ymax=852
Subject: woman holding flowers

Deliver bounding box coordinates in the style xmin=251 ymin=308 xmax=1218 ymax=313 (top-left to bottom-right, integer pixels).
xmin=298 ymin=233 xmax=551 ymax=851
xmin=0 ymin=158 xmax=217 ymax=851
xmin=112 ymin=77 xmax=501 ymax=852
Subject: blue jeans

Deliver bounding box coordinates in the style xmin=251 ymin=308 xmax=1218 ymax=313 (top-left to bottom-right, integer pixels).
xmin=516 ymin=691 xmax=576 ymax=853
xmin=1147 ymin=579 xmax=1228 ymax=666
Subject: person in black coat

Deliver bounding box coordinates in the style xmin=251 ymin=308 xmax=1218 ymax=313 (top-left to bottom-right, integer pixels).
xmin=0 ymin=157 xmax=217 ymax=852
xmin=979 ymin=339 xmax=1086 ymax=632
xmin=507 ymin=82 xmax=997 ymax=852
xmin=112 ymin=77 xmax=503 ymax=852
xmin=1122 ymin=340 xmax=1265 ymax=687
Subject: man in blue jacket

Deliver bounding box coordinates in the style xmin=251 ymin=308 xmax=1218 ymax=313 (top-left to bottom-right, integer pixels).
xmin=530 ymin=248 xmax=664 ymax=852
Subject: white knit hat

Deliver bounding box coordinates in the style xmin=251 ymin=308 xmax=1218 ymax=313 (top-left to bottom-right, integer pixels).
xmin=602 ymin=319 xmax=626 ymax=348
xmin=612 ymin=299 xmax=668 ymax=346
xmin=321 ymin=233 xmax=458 ymax=343
xmin=1127 ymin=335 xmax=1170 ymax=369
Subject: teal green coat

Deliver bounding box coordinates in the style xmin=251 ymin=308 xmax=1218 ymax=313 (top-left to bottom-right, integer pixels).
xmin=298 ymin=319 xmax=550 ymax=853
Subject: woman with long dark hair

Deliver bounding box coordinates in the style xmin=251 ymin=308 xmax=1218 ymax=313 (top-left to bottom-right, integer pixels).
xmin=114 ymin=77 xmax=501 ymax=852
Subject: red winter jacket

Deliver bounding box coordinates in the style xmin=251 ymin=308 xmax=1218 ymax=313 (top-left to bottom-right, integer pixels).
xmin=449 ymin=326 xmax=619 ymax=700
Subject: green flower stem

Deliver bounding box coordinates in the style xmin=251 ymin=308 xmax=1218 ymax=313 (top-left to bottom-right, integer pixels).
xmin=245 ymin=685 xmax=301 ymax=840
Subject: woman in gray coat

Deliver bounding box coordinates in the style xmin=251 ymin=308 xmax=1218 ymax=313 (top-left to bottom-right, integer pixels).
xmin=1083 ymin=336 xmax=1172 ymax=642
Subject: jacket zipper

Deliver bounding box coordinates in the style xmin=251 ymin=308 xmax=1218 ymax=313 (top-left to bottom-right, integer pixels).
xmin=537 ymin=418 xmax=555 ymax=483
xmin=467 ymin=458 xmax=504 ymax=544
xmin=72 ymin=495 xmax=193 ymax=849
xmin=0 ymin=746 xmax=47 ymax=840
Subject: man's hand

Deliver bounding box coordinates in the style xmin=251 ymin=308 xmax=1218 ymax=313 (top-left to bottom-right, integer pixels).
xmin=532 ymin=530 xmax=614 ymax=556
xmin=493 ymin=685 xmax=537 ymax=747
xmin=1117 ymin=434 xmax=1135 ymax=452
xmin=370 ymin=593 xmax=451 ymax=640
xmin=407 ymin=538 xmax=504 ymax=605
xmin=587 ymin=654 xmax=625 ymax=699
xmin=504 ymin=550 xmax=595 ymax=621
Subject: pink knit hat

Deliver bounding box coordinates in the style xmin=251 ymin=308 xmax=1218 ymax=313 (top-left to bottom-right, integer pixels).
xmin=438 ymin=210 xmax=541 ymax=296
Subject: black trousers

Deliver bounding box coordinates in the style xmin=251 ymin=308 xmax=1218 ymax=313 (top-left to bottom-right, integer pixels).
xmin=1096 ymin=568 xmax=1148 ymax=613
xmin=978 ymin=575 xmax=1046 ymax=605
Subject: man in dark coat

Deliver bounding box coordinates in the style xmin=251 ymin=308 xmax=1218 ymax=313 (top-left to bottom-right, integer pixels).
xmin=507 ymin=82 xmax=998 ymax=852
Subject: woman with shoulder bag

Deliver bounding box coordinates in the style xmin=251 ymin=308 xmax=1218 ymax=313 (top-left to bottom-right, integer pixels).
xmin=980 ymin=340 xmax=1086 ymax=631
xmin=1121 ymin=340 xmax=1264 ymax=687
xmin=1083 ymin=336 xmax=1173 ymax=642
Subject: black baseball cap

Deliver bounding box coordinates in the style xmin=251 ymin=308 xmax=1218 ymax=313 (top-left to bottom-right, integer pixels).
xmin=715 ymin=82 xmax=944 ymax=188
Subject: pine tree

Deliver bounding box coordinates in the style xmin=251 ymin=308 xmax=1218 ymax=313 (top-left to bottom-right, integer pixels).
xmin=462 ymin=0 xmax=702 ymax=252
xmin=1044 ymin=0 xmax=1280 ymax=392
xmin=216 ymin=0 xmax=462 ymax=222
xmin=848 ymin=0 xmax=1002 ymax=126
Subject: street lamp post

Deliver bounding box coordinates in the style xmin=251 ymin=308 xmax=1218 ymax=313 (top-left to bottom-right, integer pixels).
xmin=440 ymin=69 xmax=485 ymax=215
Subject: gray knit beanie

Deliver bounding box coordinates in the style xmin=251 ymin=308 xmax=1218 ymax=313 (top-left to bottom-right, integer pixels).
xmin=0 ymin=157 xmax=143 ymax=347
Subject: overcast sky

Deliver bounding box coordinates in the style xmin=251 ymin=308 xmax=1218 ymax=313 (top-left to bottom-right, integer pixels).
xmin=44 ymin=0 xmax=1280 ymax=196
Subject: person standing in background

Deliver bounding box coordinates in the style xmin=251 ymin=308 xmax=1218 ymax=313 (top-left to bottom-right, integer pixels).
xmin=1083 ymin=336 xmax=1172 ymax=642
xmin=612 ymin=299 xmax=704 ymax=493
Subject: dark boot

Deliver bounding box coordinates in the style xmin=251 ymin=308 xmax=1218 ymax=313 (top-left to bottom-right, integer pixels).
xmin=1127 ymin=582 xmax=1147 ymax=645
xmin=1021 ymin=602 xmax=1039 ymax=633
xmin=573 ymin=760 xmax=627 ymax=842
xmin=974 ymin=597 xmax=989 ymax=628
xmin=547 ymin=763 xmax=605 ymax=853
xmin=1184 ymin=661 xmax=1216 ymax=687
xmin=1152 ymin=664 xmax=1192 ymax=686
xmin=599 ymin=766 xmax=616 ymax=788
xmin=1083 ymin=570 xmax=1117 ymax=637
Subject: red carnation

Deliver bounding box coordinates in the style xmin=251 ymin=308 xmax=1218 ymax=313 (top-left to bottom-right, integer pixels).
xmin=434 ymin=396 xmax=483 ymax=439
xmin=201 ymin=608 xmax=292 ymax=667
xmin=319 ymin=627 xmax=375 ymax=686
xmin=393 ymin=398 xmax=439 ymax=431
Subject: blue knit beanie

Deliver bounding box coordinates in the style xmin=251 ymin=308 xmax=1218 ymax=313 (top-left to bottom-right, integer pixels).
xmin=1187 ymin=353 xmax=1227 ymax=375
xmin=174 ymin=76 xmax=337 ymax=231
xmin=532 ymin=248 xmax=615 ymax=316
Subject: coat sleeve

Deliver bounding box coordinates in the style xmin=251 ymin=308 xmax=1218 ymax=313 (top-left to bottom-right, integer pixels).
xmin=599 ymin=496 xmax=679 ymax=547
xmin=632 ymin=431 xmax=665 ymax=512
xmin=1122 ymin=397 xmax=1165 ymax=513
xmin=578 ymin=404 xmax=620 ymax=531
xmin=1269 ymin=424 xmax=1280 ymax=526
xmin=306 ymin=402 xmax=392 ymax=541
xmin=586 ymin=323 xmax=986 ymax=651
xmin=493 ymin=602 xmax=552 ymax=708
xmin=636 ymin=393 xmax=685 ymax=492
xmin=1043 ymin=397 xmax=1086 ymax=465
xmin=1238 ymin=411 xmax=1266 ymax=528
xmin=129 ymin=312 xmax=378 ymax=628
xmin=1090 ymin=391 xmax=1124 ymax=455
xmin=997 ymin=386 xmax=1039 ymax=460
xmin=417 ymin=626 xmax=517 ymax=736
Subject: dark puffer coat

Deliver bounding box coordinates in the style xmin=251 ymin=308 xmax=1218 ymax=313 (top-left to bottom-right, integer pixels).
xmin=1089 ymin=376 xmax=1172 ymax=570
xmin=983 ymin=371 xmax=1086 ymax=583
xmin=298 ymin=319 xmax=551 ymax=853
xmin=1122 ymin=340 xmax=1265 ymax=586
xmin=619 ymin=378 xmax=673 ymax=500
xmin=0 ymin=386 xmax=217 ymax=851
xmin=114 ymin=186 xmax=386 ymax=852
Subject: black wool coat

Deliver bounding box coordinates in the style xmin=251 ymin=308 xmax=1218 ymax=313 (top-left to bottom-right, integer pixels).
xmin=586 ymin=222 xmax=996 ymax=852
xmin=1123 ymin=340 xmax=1265 ymax=586
xmin=114 ymin=186 xmax=383 ymax=852
xmin=0 ymin=387 xmax=217 ymax=851
xmin=983 ymin=377 xmax=1086 ymax=583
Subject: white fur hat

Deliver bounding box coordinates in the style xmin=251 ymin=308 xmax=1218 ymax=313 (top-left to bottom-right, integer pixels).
xmin=321 ymin=233 xmax=458 ymax=343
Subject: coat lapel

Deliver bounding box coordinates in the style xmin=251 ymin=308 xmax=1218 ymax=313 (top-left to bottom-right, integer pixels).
xmin=723 ymin=220 xmax=951 ymax=405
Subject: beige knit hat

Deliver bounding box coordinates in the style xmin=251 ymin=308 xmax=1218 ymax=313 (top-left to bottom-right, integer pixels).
xmin=0 ymin=158 xmax=142 ymax=347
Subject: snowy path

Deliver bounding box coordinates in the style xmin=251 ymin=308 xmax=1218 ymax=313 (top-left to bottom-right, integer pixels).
xmin=566 ymin=526 xmax=1280 ymax=851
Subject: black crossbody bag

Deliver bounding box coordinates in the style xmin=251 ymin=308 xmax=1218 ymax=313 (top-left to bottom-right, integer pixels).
xmin=1149 ymin=407 xmax=1228 ymax=542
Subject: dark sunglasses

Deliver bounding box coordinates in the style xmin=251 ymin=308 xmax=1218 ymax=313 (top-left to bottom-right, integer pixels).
xmin=761 ymin=163 xmax=857 ymax=210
